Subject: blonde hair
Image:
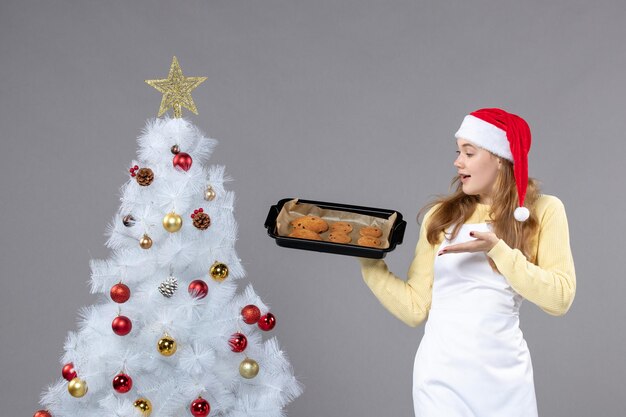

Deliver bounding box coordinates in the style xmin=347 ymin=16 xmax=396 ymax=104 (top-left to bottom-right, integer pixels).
xmin=416 ymin=157 xmax=542 ymax=273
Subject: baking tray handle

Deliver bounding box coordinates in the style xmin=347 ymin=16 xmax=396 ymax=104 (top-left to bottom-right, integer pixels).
xmin=264 ymin=204 xmax=279 ymax=232
xmin=390 ymin=219 xmax=407 ymax=246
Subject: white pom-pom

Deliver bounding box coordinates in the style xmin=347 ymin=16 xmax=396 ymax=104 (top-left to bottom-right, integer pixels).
xmin=514 ymin=206 xmax=530 ymax=222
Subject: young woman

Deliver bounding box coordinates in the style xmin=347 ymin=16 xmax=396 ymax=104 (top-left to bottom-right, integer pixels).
xmin=358 ymin=108 xmax=576 ymax=417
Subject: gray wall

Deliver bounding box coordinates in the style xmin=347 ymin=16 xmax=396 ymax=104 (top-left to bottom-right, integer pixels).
xmin=1 ymin=0 xmax=623 ymax=415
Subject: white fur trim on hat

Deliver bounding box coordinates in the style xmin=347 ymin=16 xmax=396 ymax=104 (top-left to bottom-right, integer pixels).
xmin=454 ymin=115 xmax=513 ymax=161
xmin=514 ymin=206 xmax=530 ymax=222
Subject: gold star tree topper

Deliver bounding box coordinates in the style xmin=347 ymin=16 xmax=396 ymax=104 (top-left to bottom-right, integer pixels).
xmin=145 ymin=56 xmax=207 ymax=118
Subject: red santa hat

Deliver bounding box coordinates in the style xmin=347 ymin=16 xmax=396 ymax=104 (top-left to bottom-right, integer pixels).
xmin=454 ymin=107 xmax=532 ymax=222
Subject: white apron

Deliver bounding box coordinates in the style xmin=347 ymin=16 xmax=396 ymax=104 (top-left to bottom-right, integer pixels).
xmin=412 ymin=222 xmax=538 ymax=417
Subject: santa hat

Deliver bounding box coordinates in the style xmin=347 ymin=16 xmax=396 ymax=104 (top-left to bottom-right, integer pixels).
xmin=454 ymin=107 xmax=532 ymax=222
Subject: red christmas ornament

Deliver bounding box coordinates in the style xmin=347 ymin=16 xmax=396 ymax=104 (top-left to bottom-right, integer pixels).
xmin=241 ymin=305 xmax=261 ymax=325
xmin=228 ymin=333 xmax=247 ymax=353
xmin=33 ymin=410 xmax=52 ymax=417
xmin=112 ymin=373 xmax=133 ymax=393
xmin=112 ymin=315 xmax=132 ymax=336
xmin=188 ymin=280 xmax=209 ymax=299
xmin=258 ymin=313 xmax=276 ymax=331
xmin=110 ymin=283 xmax=131 ymax=303
xmin=190 ymin=397 xmax=211 ymax=417
xmin=62 ymin=362 xmax=77 ymax=381
xmin=173 ymin=152 xmax=193 ymax=172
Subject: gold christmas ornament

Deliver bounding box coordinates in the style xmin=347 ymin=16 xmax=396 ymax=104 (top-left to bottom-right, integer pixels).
xmin=133 ymin=398 xmax=152 ymax=416
xmin=67 ymin=377 xmax=88 ymax=397
xmin=204 ymin=185 xmax=216 ymax=201
xmin=162 ymin=212 xmax=183 ymax=233
xmin=239 ymin=358 xmax=260 ymax=379
xmin=140 ymin=234 xmax=153 ymax=249
xmin=157 ymin=335 xmax=177 ymax=356
xmin=210 ymin=261 xmax=229 ymax=282
xmin=145 ymin=56 xmax=207 ymax=118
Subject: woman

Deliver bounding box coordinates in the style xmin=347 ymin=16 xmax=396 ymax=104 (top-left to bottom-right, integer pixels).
xmin=358 ymin=107 xmax=576 ymax=417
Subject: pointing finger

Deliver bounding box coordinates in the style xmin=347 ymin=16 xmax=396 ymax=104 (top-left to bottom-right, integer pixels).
xmin=438 ymin=243 xmax=467 ymax=255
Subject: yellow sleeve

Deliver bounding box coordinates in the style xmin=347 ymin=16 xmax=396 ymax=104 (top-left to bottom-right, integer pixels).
xmin=358 ymin=205 xmax=439 ymax=327
xmin=486 ymin=196 xmax=576 ymax=316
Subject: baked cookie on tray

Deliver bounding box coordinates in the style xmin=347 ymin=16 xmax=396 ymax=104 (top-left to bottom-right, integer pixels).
xmin=357 ymin=236 xmax=381 ymax=247
xmin=289 ymin=215 xmax=329 ymax=233
xmin=327 ymin=231 xmax=352 ymax=244
xmin=359 ymin=226 xmax=383 ymax=238
xmin=329 ymin=221 xmax=353 ymax=234
xmin=288 ymin=228 xmax=323 ymax=240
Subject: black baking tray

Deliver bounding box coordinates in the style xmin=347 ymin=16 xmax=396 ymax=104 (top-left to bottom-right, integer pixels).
xmin=264 ymin=198 xmax=407 ymax=259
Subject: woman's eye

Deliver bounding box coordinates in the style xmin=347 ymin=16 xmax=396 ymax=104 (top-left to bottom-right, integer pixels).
xmin=466 ymin=154 xmax=474 ymax=157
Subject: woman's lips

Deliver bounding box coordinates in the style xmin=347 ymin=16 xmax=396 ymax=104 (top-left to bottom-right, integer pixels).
xmin=461 ymin=175 xmax=470 ymax=182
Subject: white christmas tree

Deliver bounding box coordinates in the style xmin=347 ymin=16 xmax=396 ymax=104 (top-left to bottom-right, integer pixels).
xmin=34 ymin=57 xmax=302 ymax=417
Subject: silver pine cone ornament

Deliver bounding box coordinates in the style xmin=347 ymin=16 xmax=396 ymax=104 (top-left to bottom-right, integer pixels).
xmin=158 ymin=276 xmax=178 ymax=298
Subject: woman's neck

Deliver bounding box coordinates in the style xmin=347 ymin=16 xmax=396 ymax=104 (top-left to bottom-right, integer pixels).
xmin=478 ymin=195 xmax=492 ymax=205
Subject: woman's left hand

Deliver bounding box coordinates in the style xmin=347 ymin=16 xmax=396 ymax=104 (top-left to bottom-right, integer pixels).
xmin=438 ymin=231 xmax=500 ymax=256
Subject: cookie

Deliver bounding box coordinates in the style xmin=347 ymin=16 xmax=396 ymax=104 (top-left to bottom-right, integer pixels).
xmin=329 ymin=221 xmax=353 ymax=234
xmin=288 ymin=228 xmax=323 ymax=240
xmin=359 ymin=226 xmax=383 ymax=238
xmin=290 ymin=215 xmax=329 ymax=233
xmin=357 ymin=236 xmax=381 ymax=248
xmin=328 ymin=231 xmax=352 ymax=244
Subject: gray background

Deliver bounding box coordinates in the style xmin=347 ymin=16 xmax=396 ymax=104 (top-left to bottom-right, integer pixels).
xmin=1 ymin=0 xmax=623 ymax=416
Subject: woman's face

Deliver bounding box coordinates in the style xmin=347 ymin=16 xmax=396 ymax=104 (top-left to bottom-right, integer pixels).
xmin=454 ymin=138 xmax=501 ymax=204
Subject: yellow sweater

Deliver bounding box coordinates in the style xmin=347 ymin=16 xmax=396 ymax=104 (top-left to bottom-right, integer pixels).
xmin=359 ymin=194 xmax=576 ymax=327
